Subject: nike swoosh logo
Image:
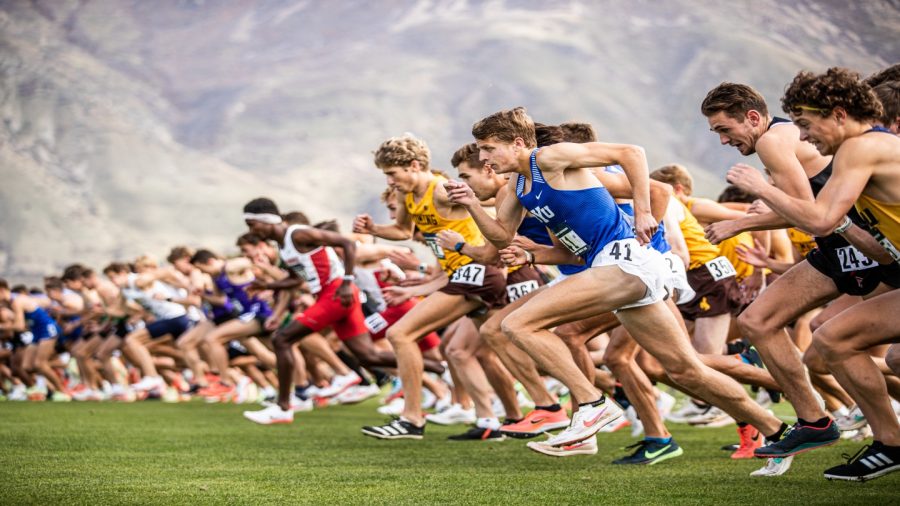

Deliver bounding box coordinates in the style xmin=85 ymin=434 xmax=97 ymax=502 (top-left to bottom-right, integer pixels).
xmin=751 ymin=434 xmax=760 ymax=441
xmin=563 ymin=442 xmax=586 ymax=450
xmin=536 ymin=191 xmax=542 ymax=200
xmin=529 ymin=417 xmax=547 ymax=424
xmin=645 ymin=444 xmax=672 ymax=459
xmin=582 ymin=408 xmax=607 ymax=427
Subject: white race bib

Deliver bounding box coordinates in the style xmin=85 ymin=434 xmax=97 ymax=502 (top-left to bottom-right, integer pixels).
xmin=364 ymin=313 xmax=389 ymax=334
xmin=450 ymin=264 xmax=486 ymax=286
xmin=423 ymin=234 xmax=446 ymax=260
xmin=506 ymin=280 xmax=539 ymax=302
xmin=704 ymin=256 xmax=737 ymax=281
xmin=835 ymin=245 xmax=878 ymax=272
xmin=551 ymin=224 xmax=589 ymax=256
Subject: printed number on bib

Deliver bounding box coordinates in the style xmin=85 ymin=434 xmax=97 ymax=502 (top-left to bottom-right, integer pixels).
xmin=704 ymin=256 xmax=736 ymax=281
xmin=551 ymin=224 xmax=589 ymax=256
xmin=835 ymin=246 xmax=877 ymax=272
xmin=507 ymin=280 xmax=539 ymax=302
xmin=450 ymin=264 xmax=486 ymax=286
xmin=423 ymin=234 xmax=446 ymax=260
xmin=609 ymin=241 xmax=633 ymax=262
xmin=365 ymin=313 xmax=389 ymax=334
xmin=664 ymin=256 xmax=675 ymax=273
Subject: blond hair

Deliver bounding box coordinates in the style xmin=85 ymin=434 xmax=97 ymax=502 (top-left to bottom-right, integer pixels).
xmin=374 ymin=134 xmax=431 ymax=170
xmin=650 ymin=164 xmax=694 ymax=195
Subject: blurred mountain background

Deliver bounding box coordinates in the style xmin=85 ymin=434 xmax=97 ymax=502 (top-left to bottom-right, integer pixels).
xmin=1 ymin=0 xmax=898 ymax=284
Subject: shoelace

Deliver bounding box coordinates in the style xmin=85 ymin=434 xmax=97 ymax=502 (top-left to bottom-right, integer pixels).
xmin=840 ymin=444 xmax=872 ymax=465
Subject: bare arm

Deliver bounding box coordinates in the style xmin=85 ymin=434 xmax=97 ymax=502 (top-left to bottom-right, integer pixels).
xmin=592 ymin=170 xmax=670 ymax=223
xmin=840 ymin=224 xmax=896 ymax=265
xmin=354 ymin=205 xmax=415 ymax=241
xmin=447 ymin=178 xmax=525 ymax=249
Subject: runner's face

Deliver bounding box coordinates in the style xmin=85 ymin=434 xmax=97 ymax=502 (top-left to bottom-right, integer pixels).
xmin=707 ymin=111 xmax=756 ymax=155
xmin=791 ymin=111 xmax=838 ymax=156
xmin=380 ymin=166 xmax=416 ymax=193
xmin=245 ymin=220 xmax=274 ymax=239
xmin=239 ymin=243 xmax=257 ymax=258
xmin=107 ymin=271 xmax=128 ymax=288
xmin=476 ymin=137 xmax=518 ymax=174
xmin=384 ymin=196 xmax=399 ymax=220
xmin=457 ymin=161 xmax=495 ymax=200
xmin=172 ymin=257 xmax=193 ymax=275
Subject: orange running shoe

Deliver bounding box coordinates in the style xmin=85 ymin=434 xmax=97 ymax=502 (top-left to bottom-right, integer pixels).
xmin=731 ymin=424 xmax=763 ymax=459
xmin=500 ymin=408 xmax=571 ymax=438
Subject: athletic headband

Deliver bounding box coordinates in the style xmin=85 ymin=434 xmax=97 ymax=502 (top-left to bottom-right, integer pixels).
xmin=795 ymin=105 xmax=829 ymax=113
xmin=243 ymin=213 xmax=283 ymax=224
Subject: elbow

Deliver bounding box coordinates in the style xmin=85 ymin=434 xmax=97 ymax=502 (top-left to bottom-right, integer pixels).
xmin=808 ymin=218 xmax=840 ymax=237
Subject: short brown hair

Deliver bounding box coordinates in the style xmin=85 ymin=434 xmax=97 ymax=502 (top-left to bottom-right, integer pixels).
xmin=103 ymin=262 xmax=130 ymax=276
xmin=873 ymin=81 xmax=900 ymax=127
xmin=374 ymin=134 xmax=431 ymax=170
xmin=650 ymin=164 xmax=694 ymax=195
xmin=781 ymin=67 xmax=883 ymax=122
xmin=283 ymin=211 xmax=310 ymax=225
xmin=236 ymin=233 xmax=264 ymax=246
xmin=559 ymin=122 xmax=597 ymax=143
xmin=450 ymin=143 xmax=481 ymax=169
xmin=167 ymin=246 xmax=193 ymax=264
xmin=701 ymin=83 xmax=769 ymax=120
xmin=471 ymin=107 xmax=537 ymax=148
xmin=535 ymin=123 xmax=565 ymax=147
xmin=717 ymin=185 xmax=754 ymax=204
xmin=865 ymin=64 xmax=900 ymax=88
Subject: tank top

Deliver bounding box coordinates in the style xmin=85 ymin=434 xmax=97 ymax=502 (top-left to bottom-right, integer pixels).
xmin=213 ymin=270 xmax=271 ymax=318
xmin=405 ymin=175 xmax=484 ymax=274
xmin=787 ymin=228 xmax=817 ymax=259
xmin=515 ymin=149 xmax=633 ymax=267
xmin=853 ymin=127 xmax=900 ymax=261
xmin=679 ymin=199 xmax=721 ymax=269
xmin=717 ymin=232 xmax=755 ymax=281
xmin=516 ymin=214 xmax=586 ymax=275
xmin=279 ymin=224 xmax=345 ymax=296
xmin=122 ymin=274 xmax=187 ymax=320
xmin=617 ymin=202 xmax=670 ymax=254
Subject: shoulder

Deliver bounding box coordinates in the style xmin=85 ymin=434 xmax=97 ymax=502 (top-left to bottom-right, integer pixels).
xmin=834 ymin=133 xmax=894 ymax=167
xmin=756 ymin=127 xmax=798 ymax=157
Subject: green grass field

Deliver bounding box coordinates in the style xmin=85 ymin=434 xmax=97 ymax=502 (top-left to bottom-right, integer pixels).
xmin=1 ymin=398 xmax=896 ymax=505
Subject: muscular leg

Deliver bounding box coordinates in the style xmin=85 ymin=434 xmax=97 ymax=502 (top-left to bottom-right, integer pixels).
xmin=887 ymin=344 xmax=900 ymax=377
xmin=123 ymin=329 xmax=159 ymax=378
xmin=604 ymin=326 xmax=669 ymax=438
xmin=691 ymin=313 xmax=732 ymax=354
xmin=203 ymin=319 xmax=264 ymax=385
xmin=476 ymin=345 xmax=519 ymax=419
xmin=444 ymin=317 xmax=498 ymax=420
xmin=96 ymin=335 xmax=125 ymax=387
xmin=737 ymin=261 xmax=837 ymax=422
xmin=556 ymin=313 xmax=620 ymax=407
xmin=344 ymin=333 xmax=445 ymax=374
xmin=813 ymin=288 xmax=900 ymax=445
xmin=34 ymin=339 xmax=65 ymax=392
xmin=804 ymin=346 xmax=855 ymax=408
xmin=298 ymin=333 xmax=351 ymax=376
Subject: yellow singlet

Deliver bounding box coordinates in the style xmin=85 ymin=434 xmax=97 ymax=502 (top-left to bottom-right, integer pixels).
xmin=679 ymin=200 xmax=720 ymax=270
xmin=855 ymin=194 xmax=900 ymax=262
xmin=405 ymin=176 xmax=485 ymax=274
xmin=787 ymin=228 xmax=816 ymax=260
xmin=717 ymin=232 xmax=755 ymax=281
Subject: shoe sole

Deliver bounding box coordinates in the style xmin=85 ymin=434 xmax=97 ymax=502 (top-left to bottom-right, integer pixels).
xmin=447 ymin=436 xmax=507 ymax=442
xmin=360 ymin=429 xmax=423 ymax=440
xmin=501 ymin=420 xmax=571 ymax=438
xmin=824 ymin=464 xmax=900 ymax=482
xmin=754 ymin=438 xmax=839 ymax=458
xmin=526 ymin=443 xmax=598 ymax=457
xmin=548 ymin=409 xmax=623 ymax=447
xmin=648 ymin=446 xmax=684 ymax=466
xmin=244 ymin=418 xmax=293 ymax=425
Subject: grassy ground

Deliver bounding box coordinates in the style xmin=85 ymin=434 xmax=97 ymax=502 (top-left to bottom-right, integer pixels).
xmin=0 ymin=398 xmax=896 ymax=505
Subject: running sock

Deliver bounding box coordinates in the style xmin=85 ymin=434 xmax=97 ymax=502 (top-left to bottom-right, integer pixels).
xmin=797 ymin=416 xmax=831 ymax=429
xmin=613 ymin=385 xmax=631 ymax=410
xmin=294 ymin=383 xmax=311 ymax=401
xmin=645 ymin=435 xmax=672 ymax=445
xmin=476 ymin=417 xmax=501 ymax=430
xmin=737 ymin=422 xmax=749 ymax=428
xmin=766 ymin=422 xmax=789 ymax=442
xmin=579 ymin=395 xmax=607 ymax=408
xmin=503 ymin=418 xmax=523 ymax=425
xmin=335 ymin=350 xmax=371 ymax=386
xmin=534 ymin=404 xmax=562 ymax=412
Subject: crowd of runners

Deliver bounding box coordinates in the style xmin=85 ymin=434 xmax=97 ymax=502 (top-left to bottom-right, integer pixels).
xmin=2 ymin=65 xmax=900 ymax=482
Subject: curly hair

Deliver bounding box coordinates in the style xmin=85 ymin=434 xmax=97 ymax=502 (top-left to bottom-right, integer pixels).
xmin=873 ymin=81 xmax=899 ymax=128
xmin=650 ymin=164 xmax=694 ymax=195
xmin=471 ymin=107 xmax=537 ymax=148
xmin=373 ymin=134 xmax=431 ymax=170
xmin=865 ymin=63 xmax=900 ymax=88
xmin=781 ymin=67 xmax=883 ymax=122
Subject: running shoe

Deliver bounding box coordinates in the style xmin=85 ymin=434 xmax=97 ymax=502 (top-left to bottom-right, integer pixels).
xmin=500 ymin=408 xmax=570 ymax=438
xmin=755 ymin=420 xmax=840 ymax=458
xmin=731 ymin=424 xmax=763 ymax=459
xmin=260 ymin=394 xmax=313 ymax=412
xmin=598 ymin=417 xmax=630 ymax=433
xmin=546 ymin=399 xmax=623 ymax=447
xmin=527 ymin=435 xmax=598 ymax=457
xmin=750 ymin=456 xmax=793 ymax=477
xmin=666 ymin=400 xmax=709 ymax=423
xmin=334 ymin=384 xmax=381 ymax=405
xmin=130 ymin=375 xmax=166 ymax=393
xmin=377 ymin=397 xmax=406 ymax=416
xmin=824 ymin=442 xmax=900 ymax=482
xmin=625 ymin=405 xmax=644 ymax=438
xmin=361 ymin=418 xmax=424 ymax=440
xmin=448 ymin=426 xmax=506 ymax=441
xmin=243 ymin=404 xmax=294 ymax=425
xmin=425 ymin=403 xmax=476 ymax=425
xmin=50 ymin=391 xmax=72 ymax=402
xmin=686 ymin=406 xmax=735 ymax=428
xmin=612 ymin=439 xmax=683 ymax=465
xmin=656 ymin=390 xmax=676 ymax=418
xmin=836 ymin=406 xmax=867 ymax=432
xmin=317 ymin=372 xmax=362 ymax=398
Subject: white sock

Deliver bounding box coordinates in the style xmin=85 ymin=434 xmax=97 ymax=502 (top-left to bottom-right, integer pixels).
xmin=831 ymin=406 xmax=850 ymax=418
xmin=476 ymin=417 xmax=501 ymax=430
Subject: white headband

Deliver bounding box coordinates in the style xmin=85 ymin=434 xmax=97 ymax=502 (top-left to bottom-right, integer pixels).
xmin=243 ymin=213 xmax=282 ymax=224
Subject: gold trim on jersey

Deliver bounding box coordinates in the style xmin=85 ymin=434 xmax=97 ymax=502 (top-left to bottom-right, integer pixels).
xmin=855 ymin=194 xmax=900 ymax=262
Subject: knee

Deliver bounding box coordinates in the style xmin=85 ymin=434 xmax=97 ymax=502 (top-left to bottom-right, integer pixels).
xmin=272 ymin=333 xmax=292 ymax=352
xmin=480 ymin=320 xmax=507 ymax=349
xmin=811 ymin=326 xmax=845 ymax=364
xmin=500 ymin=313 xmax=530 ymax=346
xmin=665 ymin=362 xmax=704 ymax=390
xmin=801 ymin=346 xmax=826 ymax=373
xmin=603 ymin=350 xmax=630 ymax=372
xmin=736 ymin=310 xmax=770 ymax=340
xmin=444 ymin=342 xmax=472 ymax=364
xmin=386 ymin=327 xmax=414 ymax=347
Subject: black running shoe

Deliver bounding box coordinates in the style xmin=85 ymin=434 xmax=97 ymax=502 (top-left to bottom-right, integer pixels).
xmin=361 ymin=418 xmax=424 ymax=440
xmin=823 ymin=441 xmax=900 ymax=482
xmin=721 ymin=443 xmax=739 ymax=451
xmin=755 ymin=420 xmax=840 ymax=458
xmin=612 ymin=439 xmax=683 ymax=465
xmin=448 ymin=426 xmax=506 ymax=441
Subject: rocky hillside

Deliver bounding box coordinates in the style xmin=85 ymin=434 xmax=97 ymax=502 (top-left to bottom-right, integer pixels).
xmin=2 ymin=0 xmax=897 ymax=283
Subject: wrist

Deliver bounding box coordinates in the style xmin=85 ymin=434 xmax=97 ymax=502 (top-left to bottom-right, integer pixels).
xmin=342 ymin=274 xmax=355 ymax=282
xmin=454 ymin=242 xmax=466 ymax=253
xmin=524 ymin=249 xmax=535 ymax=265
xmin=832 ymin=216 xmax=853 ymax=235
xmin=417 ymin=263 xmax=428 ymax=274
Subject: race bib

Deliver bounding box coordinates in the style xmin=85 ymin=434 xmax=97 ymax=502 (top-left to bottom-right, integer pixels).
xmin=704 ymin=256 xmax=737 ymax=281
xmin=506 ymin=280 xmax=539 ymax=302
xmin=423 ymin=234 xmax=446 ymax=260
xmin=550 ymin=224 xmax=589 ymax=256
xmin=20 ymin=331 xmax=34 ymax=346
xmin=835 ymin=245 xmax=878 ymax=272
xmin=365 ymin=313 xmax=389 ymax=334
xmin=450 ymin=263 xmax=486 ymax=286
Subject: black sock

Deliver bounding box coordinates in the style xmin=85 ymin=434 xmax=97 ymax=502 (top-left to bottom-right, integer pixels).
xmin=503 ymin=418 xmax=522 ymax=425
xmin=737 ymin=421 xmax=748 ymax=428
xmin=294 ymin=383 xmax=310 ymax=401
xmin=535 ymin=404 xmax=562 ymax=412
xmin=613 ymin=385 xmax=631 ymax=410
xmin=578 ymin=395 xmax=606 ymax=408
xmin=336 ymin=349 xmax=371 ymax=386
xmin=766 ymin=422 xmax=789 ymax=442
xmin=798 ymin=416 xmax=830 ymax=429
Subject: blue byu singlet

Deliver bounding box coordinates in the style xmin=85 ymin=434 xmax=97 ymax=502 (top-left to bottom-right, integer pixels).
xmin=617 ymin=202 xmax=670 ymax=254
xmin=516 ymin=214 xmax=587 ymax=275
xmin=515 ymin=148 xmax=634 ymax=267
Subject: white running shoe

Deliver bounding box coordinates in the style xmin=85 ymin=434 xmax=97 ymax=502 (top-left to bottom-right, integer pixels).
xmin=666 ymin=401 xmax=709 ymax=423
xmin=72 ymin=388 xmax=102 ymax=402
xmin=334 ymin=384 xmax=381 ymax=405
xmin=656 ymin=391 xmax=676 ymax=418
xmin=233 ymin=377 xmax=255 ymax=404
xmin=243 ymin=404 xmax=294 ymax=425
xmin=527 ymin=435 xmax=598 ymax=457
xmin=260 ymin=394 xmax=312 ymax=412
xmin=425 ymin=403 xmax=476 ymax=425
xmin=517 ymin=391 xmax=535 ymax=410
xmin=625 ymin=405 xmax=644 ymax=438
xmin=131 ymin=375 xmax=165 ymax=393
xmin=546 ymin=399 xmax=623 ymax=447
xmin=433 ymin=395 xmax=453 ymax=413
xmin=544 ymin=378 xmax=569 ymax=398
xmin=420 ymin=388 xmax=437 ymax=409
xmin=755 ymin=389 xmax=773 ymax=409
xmin=686 ymin=406 xmax=735 ymax=428
xmin=750 ymin=456 xmax=794 ymax=477
xmin=161 ymin=387 xmax=182 ymax=403
xmin=377 ymin=397 xmax=406 ymax=416
xmin=836 ymin=406 xmax=867 ymax=431
xmin=50 ymin=391 xmax=72 ymax=402
xmin=316 ymin=372 xmax=362 ymax=398
xmin=8 ymin=385 xmax=27 ymax=401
